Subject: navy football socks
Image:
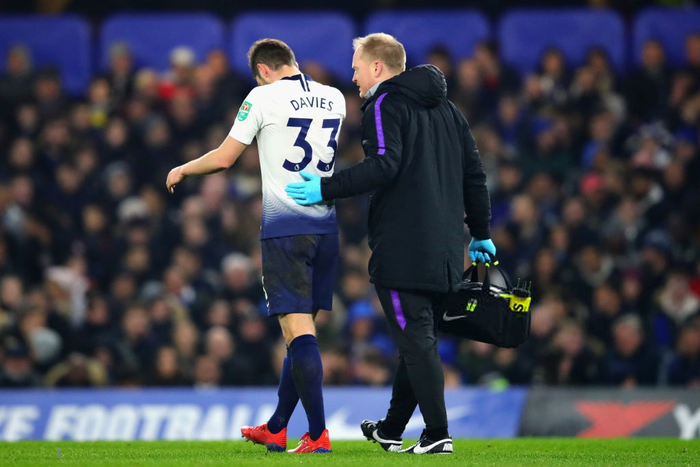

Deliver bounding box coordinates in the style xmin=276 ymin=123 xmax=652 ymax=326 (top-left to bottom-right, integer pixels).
xmin=267 ymin=349 xmax=299 ymax=434
xmin=289 ymin=334 xmax=326 ymax=441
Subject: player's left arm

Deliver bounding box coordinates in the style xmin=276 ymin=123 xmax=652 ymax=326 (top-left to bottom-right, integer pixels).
xmin=166 ymin=136 xmax=247 ymax=193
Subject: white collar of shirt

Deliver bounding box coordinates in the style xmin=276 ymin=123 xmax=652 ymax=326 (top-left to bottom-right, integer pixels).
xmin=365 ymin=80 xmax=385 ymax=100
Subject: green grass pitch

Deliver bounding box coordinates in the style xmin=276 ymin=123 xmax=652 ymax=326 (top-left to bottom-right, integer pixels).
xmin=2 ymin=439 xmax=699 ymax=466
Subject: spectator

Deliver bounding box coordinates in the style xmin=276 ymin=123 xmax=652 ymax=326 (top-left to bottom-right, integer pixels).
xmin=168 ymin=91 xmax=203 ymax=145
xmin=586 ymin=47 xmax=616 ymax=95
xmin=516 ymin=302 xmax=558 ymax=385
xmin=120 ymin=303 xmax=157 ymax=374
xmin=159 ymin=46 xmax=197 ymax=101
xmin=639 ymin=231 xmax=674 ymax=305
xmin=87 ymin=77 xmax=113 ymax=128
xmin=587 ymin=284 xmax=624 ymax=348
xmin=0 ymin=44 xmax=34 ymax=105
xmin=133 ymin=68 xmax=160 ymax=106
xmin=44 ymin=352 xmax=107 ymax=387
xmin=505 ymin=194 xmax=543 ymax=277
xmin=458 ymin=341 xmax=502 ymax=385
xmin=106 ymin=42 xmax=136 ymax=105
xmin=536 ymin=47 xmax=569 ymax=107
xmin=148 ymin=345 xmax=191 ymax=386
xmin=453 ymin=58 xmax=484 ymax=121
xmin=147 ymin=298 xmax=177 ymax=347
xmin=520 ymin=116 xmax=572 ymax=179
xmin=474 ymin=40 xmax=520 ymax=111
xmin=33 ymin=69 xmax=69 ymax=121
xmin=539 ymin=320 xmax=600 ymax=385
xmin=581 ymin=111 xmax=618 ymax=170
xmin=683 ymin=33 xmax=700 ymax=93
xmin=494 ymin=94 xmax=526 ymax=153
xmin=666 ymin=321 xmax=700 ymax=387
xmin=627 ymin=40 xmax=672 ymax=123
xmin=5 ymin=138 xmax=37 ymax=181
xmin=570 ymin=244 xmax=617 ymax=307
xmin=76 ymin=295 xmax=116 ymax=353
xmin=236 ymin=311 xmax=275 ymax=385
xmin=205 ymin=298 xmax=231 ymax=329
xmin=193 ymin=354 xmax=220 ymax=389
xmin=203 ymin=49 xmax=248 ymax=121
xmin=220 ymin=253 xmax=264 ymax=304
xmin=620 ymin=268 xmax=646 ymax=315
xmin=172 ymin=320 xmax=199 ymax=378
xmin=0 ymin=274 xmax=24 ymax=314
xmin=13 ymin=101 xmax=41 ymax=138
xmin=352 ymin=348 xmax=391 ymax=386
xmin=203 ymin=326 xmax=254 ymax=386
xmin=0 ymin=341 xmax=41 ymax=388
xmin=529 ymin=248 xmax=561 ymax=300
xmin=321 ymin=344 xmax=351 ymax=386
xmin=427 ymin=45 xmax=455 ymax=95
xmin=652 ymin=271 xmax=700 ymax=348
xmin=601 ymin=314 xmax=661 ymax=387
xmin=17 ymin=306 xmax=62 ymax=369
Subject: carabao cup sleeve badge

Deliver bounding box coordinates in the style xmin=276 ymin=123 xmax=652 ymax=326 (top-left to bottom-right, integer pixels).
xmin=237 ymin=101 xmax=253 ymax=121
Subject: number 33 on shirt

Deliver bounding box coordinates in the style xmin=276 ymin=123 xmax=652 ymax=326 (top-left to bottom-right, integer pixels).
xmin=228 ymin=74 xmax=346 ymax=239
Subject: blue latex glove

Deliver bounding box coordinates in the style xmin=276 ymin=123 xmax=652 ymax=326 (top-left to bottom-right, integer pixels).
xmin=285 ymin=170 xmax=323 ymax=205
xmin=468 ymin=238 xmax=496 ymax=263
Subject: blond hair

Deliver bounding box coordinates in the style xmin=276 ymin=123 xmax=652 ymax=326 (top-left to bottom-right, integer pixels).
xmin=353 ymin=33 xmax=406 ymax=73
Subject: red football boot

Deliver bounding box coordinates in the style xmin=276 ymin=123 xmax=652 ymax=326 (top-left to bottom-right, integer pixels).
xmin=241 ymin=423 xmax=286 ymax=452
xmin=287 ymin=429 xmax=332 ymax=453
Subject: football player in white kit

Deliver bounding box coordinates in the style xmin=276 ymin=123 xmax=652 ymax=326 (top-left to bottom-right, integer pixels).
xmin=166 ymin=39 xmax=345 ymax=454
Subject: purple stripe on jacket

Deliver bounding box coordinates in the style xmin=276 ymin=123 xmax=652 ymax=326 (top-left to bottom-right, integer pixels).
xmin=374 ymin=93 xmax=388 ymax=155
xmin=390 ymin=289 xmax=406 ymax=330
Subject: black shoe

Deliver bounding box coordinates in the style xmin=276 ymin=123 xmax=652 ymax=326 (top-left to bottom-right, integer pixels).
xmin=360 ymin=419 xmax=402 ymax=452
xmin=399 ymin=430 xmax=453 ymax=454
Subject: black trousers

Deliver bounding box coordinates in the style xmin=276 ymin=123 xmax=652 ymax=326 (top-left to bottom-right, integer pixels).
xmin=375 ymin=285 xmax=448 ymax=436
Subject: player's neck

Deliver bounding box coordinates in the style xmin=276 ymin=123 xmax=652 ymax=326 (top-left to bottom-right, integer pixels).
xmin=279 ymin=65 xmax=301 ymax=79
xmin=268 ymin=66 xmax=301 ymax=83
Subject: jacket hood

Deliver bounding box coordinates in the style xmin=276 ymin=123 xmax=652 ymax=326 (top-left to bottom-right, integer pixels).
xmin=379 ymin=64 xmax=447 ymax=108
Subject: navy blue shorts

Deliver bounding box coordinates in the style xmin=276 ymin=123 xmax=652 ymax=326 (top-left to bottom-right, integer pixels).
xmin=260 ymin=234 xmax=339 ymax=316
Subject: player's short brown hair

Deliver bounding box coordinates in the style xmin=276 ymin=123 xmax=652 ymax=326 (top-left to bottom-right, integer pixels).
xmin=353 ymin=33 xmax=406 ymax=73
xmin=247 ymin=39 xmax=296 ymax=79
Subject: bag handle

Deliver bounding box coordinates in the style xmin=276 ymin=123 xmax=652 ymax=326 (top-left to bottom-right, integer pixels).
xmin=463 ymin=259 xmax=513 ymax=291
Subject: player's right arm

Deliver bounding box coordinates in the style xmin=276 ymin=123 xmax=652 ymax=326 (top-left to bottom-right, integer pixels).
xmin=166 ymin=88 xmax=264 ymax=194
xmin=166 ymin=136 xmax=248 ymax=193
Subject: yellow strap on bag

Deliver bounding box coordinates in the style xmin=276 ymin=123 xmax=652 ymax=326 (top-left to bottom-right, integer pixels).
xmin=498 ymin=293 xmax=532 ymax=313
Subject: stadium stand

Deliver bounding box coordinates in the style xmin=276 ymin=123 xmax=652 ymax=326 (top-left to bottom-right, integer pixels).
xmin=499 ymin=9 xmax=626 ymax=74
xmin=0 ymin=15 xmax=90 ymax=95
xmin=633 ymin=8 xmax=700 ymax=67
xmin=229 ymin=12 xmax=355 ymax=82
xmin=0 ymin=8 xmax=699 ymax=391
xmin=99 ymin=13 xmax=225 ymax=72
xmin=364 ymin=10 xmax=491 ymax=66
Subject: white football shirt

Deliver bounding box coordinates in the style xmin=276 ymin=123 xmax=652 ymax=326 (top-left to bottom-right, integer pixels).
xmin=229 ymin=74 xmax=346 ymax=239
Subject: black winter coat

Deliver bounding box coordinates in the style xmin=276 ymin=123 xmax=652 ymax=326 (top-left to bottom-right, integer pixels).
xmin=321 ymin=65 xmax=491 ymax=292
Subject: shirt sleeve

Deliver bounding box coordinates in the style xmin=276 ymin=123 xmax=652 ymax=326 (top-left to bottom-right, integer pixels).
xmin=321 ymin=92 xmax=403 ymax=199
xmin=229 ymin=88 xmax=265 ymax=145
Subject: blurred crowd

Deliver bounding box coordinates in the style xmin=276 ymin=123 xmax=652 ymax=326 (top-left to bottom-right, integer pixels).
xmin=0 ymin=29 xmax=699 ymax=391
xmin=2 ymin=0 xmax=698 ymax=21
